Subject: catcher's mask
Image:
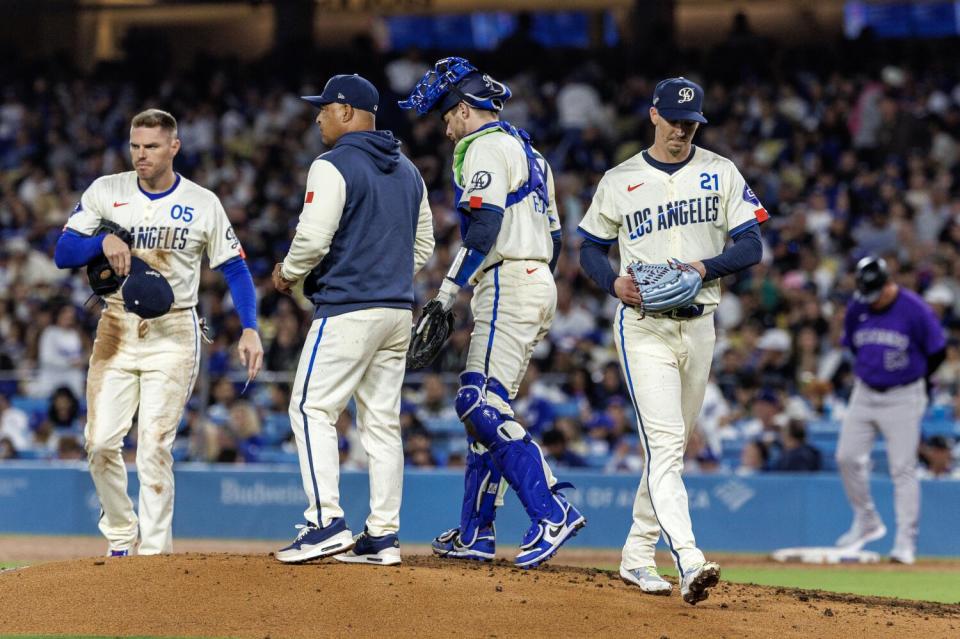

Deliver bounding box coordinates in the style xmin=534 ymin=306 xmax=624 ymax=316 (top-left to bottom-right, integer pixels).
xmin=854 ymin=255 xmax=889 ymax=303
xmin=121 ymin=256 xmax=174 ymax=319
xmin=399 ymin=56 xmax=511 ymax=117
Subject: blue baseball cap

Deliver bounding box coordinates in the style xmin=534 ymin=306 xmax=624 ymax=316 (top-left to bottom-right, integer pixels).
xmin=121 ymin=256 xmax=173 ymax=319
xmin=652 ymin=77 xmax=707 ymax=124
xmin=302 ymin=74 xmax=379 ymax=113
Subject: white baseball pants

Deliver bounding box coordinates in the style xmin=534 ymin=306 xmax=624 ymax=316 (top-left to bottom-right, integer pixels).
xmin=464 ymin=260 xmax=558 ymax=491
xmin=289 ymin=307 xmax=410 ymax=536
xmin=85 ymin=302 xmax=201 ymax=555
xmin=614 ymin=304 xmax=715 ymax=573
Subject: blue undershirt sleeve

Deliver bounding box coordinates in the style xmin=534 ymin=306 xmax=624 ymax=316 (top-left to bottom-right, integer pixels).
xmin=461 ymin=205 xmax=503 ymax=255
xmin=549 ymin=230 xmax=562 ymax=273
xmin=54 ymin=230 xmax=106 ymax=269
xmin=579 ymin=238 xmax=618 ymax=297
xmin=217 ymin=257 xmax=258 ymax=330
xmin=701 ymin=226 xmax=762 ymax=282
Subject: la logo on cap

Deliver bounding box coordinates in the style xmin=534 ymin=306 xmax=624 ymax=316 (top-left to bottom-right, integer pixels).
xmin=678 ymin=87 xmax=694 ymax=103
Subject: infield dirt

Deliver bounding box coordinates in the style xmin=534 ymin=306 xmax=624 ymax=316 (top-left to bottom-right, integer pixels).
xmin=0 ymin=553 xmax=957 ymax=639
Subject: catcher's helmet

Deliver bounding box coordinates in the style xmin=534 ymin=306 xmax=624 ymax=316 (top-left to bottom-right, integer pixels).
xmin=854 ymin=255 xmax=889 ymax=303
xmin=398 ymin=56 xmax=511 ymax=116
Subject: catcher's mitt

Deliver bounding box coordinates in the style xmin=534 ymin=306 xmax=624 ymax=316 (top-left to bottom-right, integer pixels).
xmin=406 ymin=299 xmax=455 ymax=370
xmin=626 ymin=258 xmax=703 ymax=317
xmin=86 ymin=220 xmax=134 ymax=296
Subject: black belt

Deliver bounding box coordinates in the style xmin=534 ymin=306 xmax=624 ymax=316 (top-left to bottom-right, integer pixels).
xmin=482 ymin=260 xmax=504 ymax=273
xmin=862 ymin=379 xmax=917 ymax=393
xmin=652 ymin=304 xmax=705 ymax=320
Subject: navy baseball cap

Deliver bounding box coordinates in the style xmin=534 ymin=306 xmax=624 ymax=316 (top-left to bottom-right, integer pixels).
xmin=121 ymin=257 xmax=174 ymax=319
xmin=652 ymin=77 xmax=708 ymax=123
xmin=302 ymin=74 xmax=379 ymax=113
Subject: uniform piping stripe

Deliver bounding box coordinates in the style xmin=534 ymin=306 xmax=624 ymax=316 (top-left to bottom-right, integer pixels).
xmin=618 ymin=305 xmax=685 ymax=575
xmin=483 ymin=265 xmax=501 ymax=377
xmin=185 ymin=309 xmax=201 ymax=400
xmin=300 ymin=316 xmax=328 ymax=524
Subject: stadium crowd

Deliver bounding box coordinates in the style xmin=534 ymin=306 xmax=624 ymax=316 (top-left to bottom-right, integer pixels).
xmin=1 ymin=32 xmax=960 ymax=479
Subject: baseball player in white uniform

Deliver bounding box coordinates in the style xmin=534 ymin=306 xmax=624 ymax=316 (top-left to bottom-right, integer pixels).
xmin=578 ymin=78 xmax=765 ymax=603
xmin=54 ymin=109 xmax=264 ymax=556
xmin=400 ymin=57 xmax=584 ymax=569
xmin=272 ymin=75 xmax=434 ymax=566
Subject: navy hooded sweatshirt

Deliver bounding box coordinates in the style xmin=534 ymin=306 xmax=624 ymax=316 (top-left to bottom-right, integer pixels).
xmin=303 ymin=130 xmax=425 ymax=318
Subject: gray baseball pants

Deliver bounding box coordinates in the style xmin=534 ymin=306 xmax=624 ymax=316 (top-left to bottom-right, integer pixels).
xmin=836 ymin=378 xmax=926 ymax=553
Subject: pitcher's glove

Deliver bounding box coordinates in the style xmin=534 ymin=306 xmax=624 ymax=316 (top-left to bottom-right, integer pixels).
xmin=406 ymin=300 xmax=455 ymax=370
xmin=86 ymin=220 xmax=134 ymax=296
xmin=626 ymin=258 xmax=703 ymax=318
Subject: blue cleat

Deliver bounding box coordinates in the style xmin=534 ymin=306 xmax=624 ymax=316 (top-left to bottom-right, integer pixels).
xmin=334 ymin=528 xmax=401 ymax=566
xmin=432 ymin=524 xmax=496 ymax=561
xmin=275 ymin=518 xmax=354 ymax=564
xmin=514 ymin=492 xmax=586 ymax=569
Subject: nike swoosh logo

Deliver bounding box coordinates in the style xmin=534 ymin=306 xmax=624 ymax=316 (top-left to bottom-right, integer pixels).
xmin=548 ymin=524 xmax=563 ymax=537
xmin=526 ymin=268 xmax=538 ymax=275
xmin=627 ymin=183 xmax=644 ymax=192
xmin=113 ymin=202 xmax=129 ymax=207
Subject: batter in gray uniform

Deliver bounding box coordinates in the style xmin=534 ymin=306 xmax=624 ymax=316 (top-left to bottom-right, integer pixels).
xmin=835 ymin=256 xmax=945 ymax=564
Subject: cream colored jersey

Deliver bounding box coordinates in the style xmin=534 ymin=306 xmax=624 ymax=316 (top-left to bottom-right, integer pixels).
xmin=66 ymin=171 xmax=243 ymax=309
xmin=458 ymin=130 xmax=560 ymax=282
xmin=578 ymin=146 xmax=768 ymax=306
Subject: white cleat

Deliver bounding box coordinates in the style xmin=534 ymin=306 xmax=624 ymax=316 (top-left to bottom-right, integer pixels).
xmin=680 ymin=561 xmax=721 ymax=605
xmin=836 ymin=521 xmax=887 ymax=550
xmin=619 ymin=565 xmax=673 ymax=596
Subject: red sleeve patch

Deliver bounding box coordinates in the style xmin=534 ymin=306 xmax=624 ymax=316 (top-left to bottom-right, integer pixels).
xmin=469 ymin=195 xmax=483 ymax=209
xmin=305 ymin=191 xmax=314 ymax=204
xmin=754 ymin=208 xmax=769 ymax=223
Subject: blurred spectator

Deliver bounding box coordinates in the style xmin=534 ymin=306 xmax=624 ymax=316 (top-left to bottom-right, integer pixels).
xmin=30 ymin=304 xmax=85 ymax=399
xmin=541 ymin=428 xmax=588 ymax=468
xmin=46 ymin=386 xmax=81 ymax=430
xmin=918 ymin=436 xmax=959 ymax=480
xmin=770 ymin=420 xmax=822 ymax=472
xmin=737 ymin=440 xmax=770 ymax=475
xmin=405 ymin=427 xmax=438 ymax=468
xmin=0 ymin=392 xmax=30 ymax=451
xmin=0 ymin=437 xmax=17 ymax=460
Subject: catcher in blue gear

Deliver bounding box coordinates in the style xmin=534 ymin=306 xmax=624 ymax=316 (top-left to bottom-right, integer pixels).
xmin=401 ymin=57 xmax=585 ymax=568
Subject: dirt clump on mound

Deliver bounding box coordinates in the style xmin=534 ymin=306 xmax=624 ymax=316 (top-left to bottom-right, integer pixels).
xmin=0 ymin=554 xmax=957 ymax=638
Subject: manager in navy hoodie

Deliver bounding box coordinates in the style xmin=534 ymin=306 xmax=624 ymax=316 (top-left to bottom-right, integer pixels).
xmin=271 ymin=74 xmax=434 ymax=566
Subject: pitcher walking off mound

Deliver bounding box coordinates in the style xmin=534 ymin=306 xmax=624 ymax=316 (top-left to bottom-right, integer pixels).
xmin=578 ymin=78 xmax=765 ymax=603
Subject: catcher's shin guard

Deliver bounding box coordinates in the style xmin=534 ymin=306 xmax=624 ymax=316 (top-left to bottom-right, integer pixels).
xmin=457 ymin=437 xmax=502 ymax=546
xmin=455 ymin=375 xmax=564 ymax=526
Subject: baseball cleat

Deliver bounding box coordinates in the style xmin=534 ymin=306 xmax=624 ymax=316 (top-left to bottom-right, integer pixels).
xmin=890 ymin=547 xmax=916 ymax=565
xmin=680 ymin=561 xmax=721 ymax=605
xmin=619 ymin=565 xmax=673 ymax=595
xmin=514 ymin=493 xmax=586 ymax=569
xmin=334 ymin=528 xmax=401 ymax=566
xmin=432 ymin=525 xmax=496 ymax=561
xmin=275 ymin=518 xmax=354 ymax=564
xmin=835 ymin=520 xmax=887 ymax=549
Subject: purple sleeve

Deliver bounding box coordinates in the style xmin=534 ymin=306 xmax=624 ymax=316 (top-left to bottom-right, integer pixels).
xmin=919 ymin=300 xmax=946 ymax=355
xmin=841 ymin=303 xmax=855 ymax=350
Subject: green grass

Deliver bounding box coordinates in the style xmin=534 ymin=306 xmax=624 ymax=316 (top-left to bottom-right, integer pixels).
xmin=0 ymin=562 xmax=24 ymax=570
xmin=653 ymin=566 xmax=960 ymax=604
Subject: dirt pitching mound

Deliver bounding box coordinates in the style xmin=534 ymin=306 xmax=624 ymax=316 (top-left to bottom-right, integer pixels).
xmin=1 ymin=554 xmax=957 ymax=639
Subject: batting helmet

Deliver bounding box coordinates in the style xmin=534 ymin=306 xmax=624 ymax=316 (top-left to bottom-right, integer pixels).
xmin=854 ymin=255 xmax=889 ymax=303
xmin=398 ymin=56 xmax=511 ymax=116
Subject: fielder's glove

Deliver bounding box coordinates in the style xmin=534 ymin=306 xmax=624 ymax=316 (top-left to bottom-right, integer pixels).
xmin=86 ymin=220 xmax=134 ymax=296
xmin=406 ymin=299 xmax=455 ymax=370
xmin=626 ymin=258 xmax=703 ymax=318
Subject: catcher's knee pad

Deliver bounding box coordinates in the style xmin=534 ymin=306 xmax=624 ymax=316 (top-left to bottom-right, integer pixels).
xmin=457 ymin=438 xmax=502 ymax=545
xmin=456 ymin=372 xmax=521 ymax=447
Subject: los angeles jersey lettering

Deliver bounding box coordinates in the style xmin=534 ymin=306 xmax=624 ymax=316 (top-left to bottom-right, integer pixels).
xmin=578 ymin=146 xmax=767 ymax=306
xmin=65 ymin=171 xmax=242 ymax=309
